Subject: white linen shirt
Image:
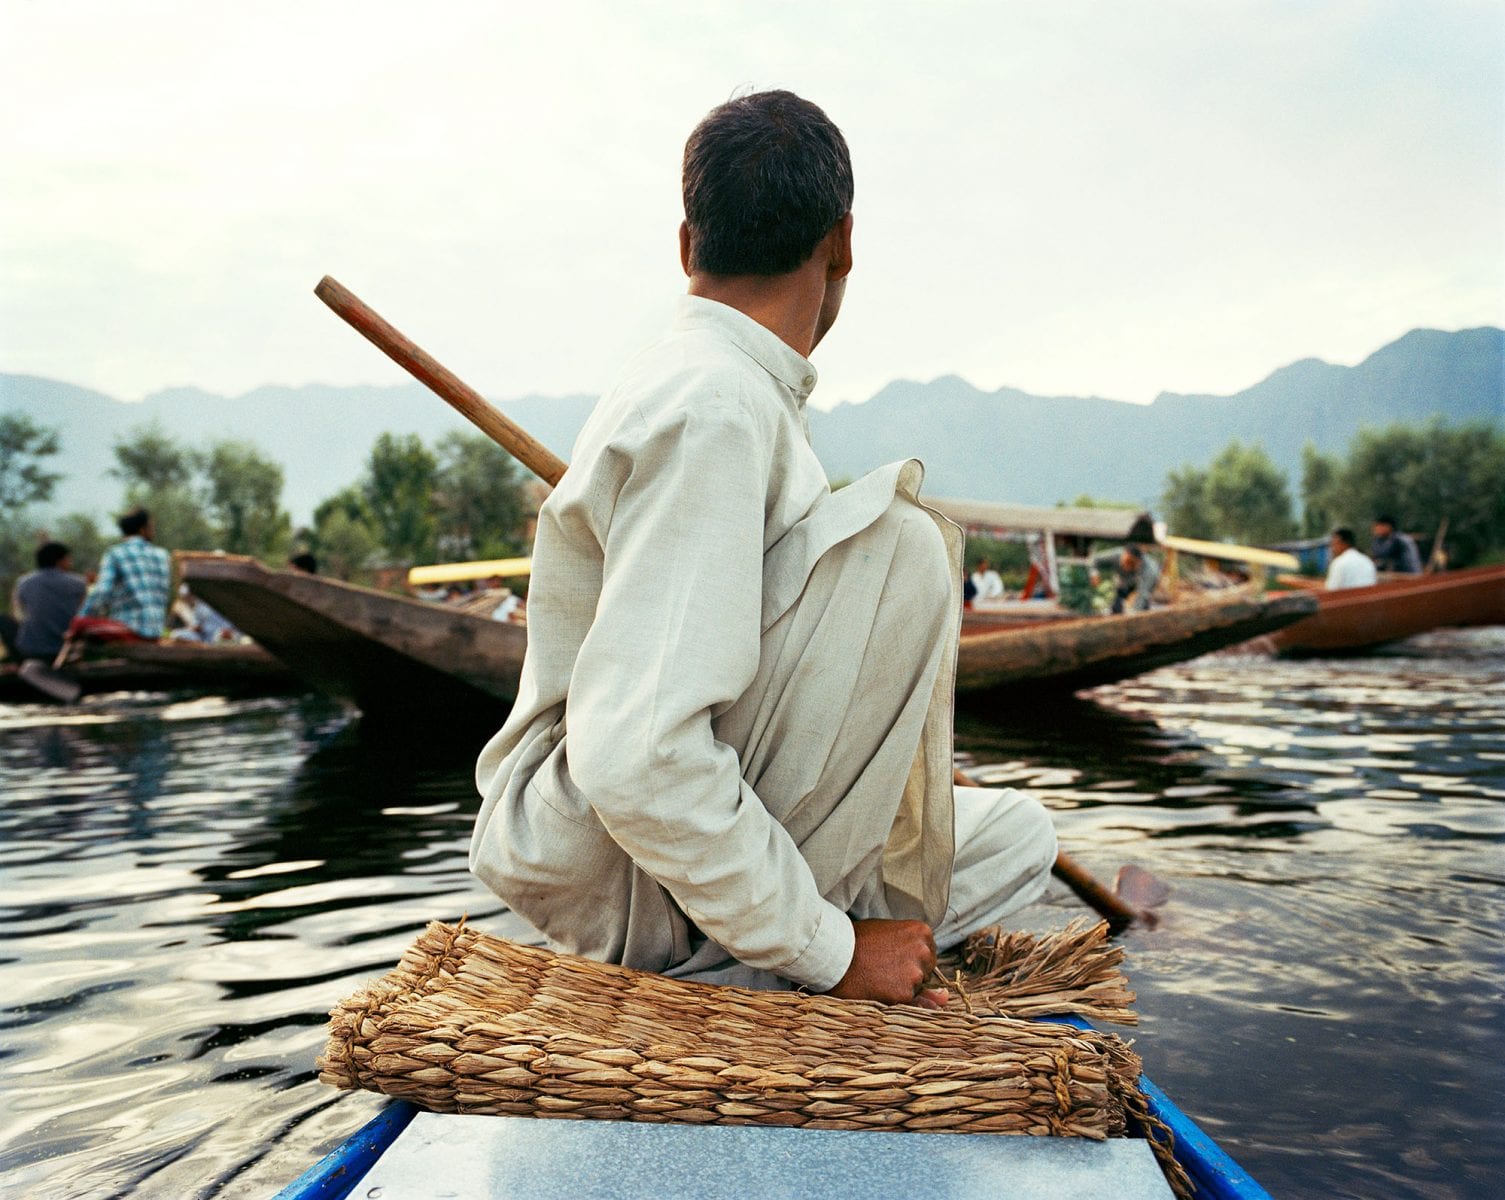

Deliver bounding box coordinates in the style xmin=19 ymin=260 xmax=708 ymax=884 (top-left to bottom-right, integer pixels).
xmin=472 ymin=296 xmax=957 ymax=992
xmin=1326 ymin=547 xmax=1378 ymax=590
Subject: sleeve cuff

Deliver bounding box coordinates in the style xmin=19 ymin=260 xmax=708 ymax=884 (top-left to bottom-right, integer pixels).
xmin=777 ymin=902 xmax=855 ymax=993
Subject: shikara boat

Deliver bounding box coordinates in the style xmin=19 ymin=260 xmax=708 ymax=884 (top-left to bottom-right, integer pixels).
xmin=956 ymin=587 xmax=1317 ymax=698
xmin=0 ymin=639 xmax=298 ymax=703
xmin=1266 ymin=563 xmax=1505 ymax=654
xmin=179 ymin=553 xmax=525 ymax=724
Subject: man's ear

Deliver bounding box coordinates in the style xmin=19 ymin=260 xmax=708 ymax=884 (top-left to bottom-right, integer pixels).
xmin=828 ymin=213 xmax=854 ymax=281
xmin=679 ymin=221 xmax=693 ymax=277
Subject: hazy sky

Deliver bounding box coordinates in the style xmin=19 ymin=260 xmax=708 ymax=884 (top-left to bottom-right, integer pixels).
xmin=3 ymin=2 xmax=1502 ymax=410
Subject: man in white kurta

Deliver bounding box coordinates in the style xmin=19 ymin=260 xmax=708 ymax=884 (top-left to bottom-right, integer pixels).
xmin=1326 ymin=528 xmax=1378 ymax=590
xmin=471 ymin=90 xmax=1055 ymax=1005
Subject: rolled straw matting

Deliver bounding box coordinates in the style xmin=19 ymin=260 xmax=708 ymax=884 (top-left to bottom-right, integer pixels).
xmin=319 ymin=920 xmax=1164 ymax=1144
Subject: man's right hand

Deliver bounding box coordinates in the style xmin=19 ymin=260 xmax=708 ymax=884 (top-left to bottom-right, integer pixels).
xmin=824 ymin=918 xmax=943 ymax=1006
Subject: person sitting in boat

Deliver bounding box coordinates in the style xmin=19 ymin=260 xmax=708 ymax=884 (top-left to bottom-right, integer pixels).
xmin=168 ymin=584 xmax=239 ymax=642
xmin=1370 ymin=515 xmax=1421 ymax=575
xmin=1110 ymin=543 xmax=1161 ymax=613
xmin=1198 ymin=556 xmax=1243 ymax=589
xmin=479 ymin=575 xmax=523 ymax=623
xmin=969 ymin=557 xmax=1004 ymax=604
xmin=0 ymin=540 xmax=87 ymax=663
xmin=1325 ymin=527 xmax=1378 ymax=590
xmin=471 ymin=89 xmax=1056 ymax=1008
xmin=71 ymin=507 xmax=172 ymax=643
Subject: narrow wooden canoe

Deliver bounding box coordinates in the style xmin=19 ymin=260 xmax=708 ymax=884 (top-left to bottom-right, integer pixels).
xmin=1266 ymin=563 xmax=1505 ymax=654
xmin=956 ymin=588 xmax=1318 ymax=697
xmin=181 ymin=558 xmax=1318 ymax=721
xmin=0 ymin=639 xmax=298 ymax=703
xmin=179 ymin=553 xmax=524 ymax=725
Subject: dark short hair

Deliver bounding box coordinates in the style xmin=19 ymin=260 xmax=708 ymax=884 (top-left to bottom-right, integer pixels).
xmin=1122 ymin=543 xmax=1144 ymax=560
xmin=1374 ymin=514 xmax=1397 ymax=528
xmin=36 ymin=541 xmax=69 ymax=569
xmin=289 ymin=553 xmax=318 ymax=574
xmin=683 ymin=90 xmax=853 ymax=276
xmin=118 ymin=507 xmax=150 ymax=537
xmin=1333 ymin=527 xmax=1356 ymax=548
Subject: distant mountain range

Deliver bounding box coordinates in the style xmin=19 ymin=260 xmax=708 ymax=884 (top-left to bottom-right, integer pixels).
xmin=3 ymin=326 xmax=1500 ymax=528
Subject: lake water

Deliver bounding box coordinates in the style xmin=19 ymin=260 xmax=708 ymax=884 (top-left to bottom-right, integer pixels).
xmin=1 ymin=628 xmax=1501 ymax=1199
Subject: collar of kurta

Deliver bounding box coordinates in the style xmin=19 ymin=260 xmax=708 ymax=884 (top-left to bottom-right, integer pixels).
xmin=673 ymin=295 xmax=819 ymax=405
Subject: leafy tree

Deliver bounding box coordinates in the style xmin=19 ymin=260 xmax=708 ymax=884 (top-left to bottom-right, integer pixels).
xmin=203 ymin=440 xmax=291 ymax=560
xmin=110 ymin=423 xmax=194 ymax=493
xmin=310 ymin=506 xmax=381 ymax=581
xmin=1062 ymin=494 xmax=1137 ymax=510
xmin=1160 ymin=464 xmax=1215 ymax=540
xmin=433 ymin=432 xmax=529 ymax=561
xmin=1328 ymin=420 xmax=1505 ymax=566
xmin=0 ymin=412 xmax=62 ymax=509
xmin=1300 ymin=443 xmax=1341 ymax=538
xmin=362 ymin=433 xmax=439 ymax=565
xmin=1201 ymin=441 xmax=1297 ymax=546
xmin=313 ymin=484 xmax=372 ymax=530
xmin=50 ymin=513 xmax=109 ymax=575
xmin=0 ymin=413 xmax=65 ymax=587
xmin=1161 ymin=442 xmax=1295 ymax=545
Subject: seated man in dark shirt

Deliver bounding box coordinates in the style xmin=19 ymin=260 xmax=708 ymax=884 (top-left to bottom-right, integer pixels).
xmin=1 ymin=541 xmax=88 ymax=662
xmin=1370 ymin=515 xmax=1421 ymax=574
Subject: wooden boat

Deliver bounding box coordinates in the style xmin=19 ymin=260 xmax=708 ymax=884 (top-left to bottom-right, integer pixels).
xmin=1266 ymin=563 xmax=1505 ymax=654
xmin=181 ymin=556 xmax=1316 ymax=722
xmin=179 ymin=553 xmax=526 ymax=724
xmin=956 ymin=588 xmax=1317 ymax=698
xmin=271 ymin=1030 xmax=1270 ymax=1200
xmin=0 ymin=639 xmax=298 ymax=703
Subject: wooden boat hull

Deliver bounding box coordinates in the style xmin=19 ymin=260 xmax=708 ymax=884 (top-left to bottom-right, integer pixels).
xmin=0 ymin=640 xmax=298 ymax=703
xmin=956 ymin=589 xmax=1318 ymax=697
xmin=1267 ymin=563 xmax=1505 ymax=654
xmin=180 ymin=554 xmax=525 ymax=725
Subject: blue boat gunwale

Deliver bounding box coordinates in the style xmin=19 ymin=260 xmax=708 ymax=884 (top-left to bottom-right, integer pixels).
xmin=271 ymin=1102 xmax=417 ymax=1200
xmin=274 ymin=1020 xmax=1270 ymax=1200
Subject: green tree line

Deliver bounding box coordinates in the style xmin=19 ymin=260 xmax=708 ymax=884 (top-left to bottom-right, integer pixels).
xmin=0 ymin=413 xmax=531 ymax=589
xmin=1161 ymin=420 xmax=1505 ymax=566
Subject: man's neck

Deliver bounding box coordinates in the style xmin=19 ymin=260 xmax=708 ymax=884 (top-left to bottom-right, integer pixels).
xmin=687 ymin=271 xmax=825 ymax=359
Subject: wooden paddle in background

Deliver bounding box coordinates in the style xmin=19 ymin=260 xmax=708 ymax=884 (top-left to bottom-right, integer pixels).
xmin=314 ymin=275 xmax=1166 ymax=931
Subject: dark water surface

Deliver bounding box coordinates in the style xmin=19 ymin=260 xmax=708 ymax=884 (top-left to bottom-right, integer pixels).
xmin=2 ymin=629 xmax=1501 ymax=1199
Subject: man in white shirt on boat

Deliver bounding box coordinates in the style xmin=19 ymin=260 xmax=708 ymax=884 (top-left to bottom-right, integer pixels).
xmin=471 ymin=89 xmax=1055 ymax=1008
xmin=968 ymin=558 xmax=1005 ymax=605
xmin=1325 ymin=528 xmax=1378 ymax=590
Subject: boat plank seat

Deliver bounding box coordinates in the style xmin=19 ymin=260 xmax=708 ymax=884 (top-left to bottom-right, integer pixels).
xmin=352 ymin=1111 xmax=1177 ymax=1199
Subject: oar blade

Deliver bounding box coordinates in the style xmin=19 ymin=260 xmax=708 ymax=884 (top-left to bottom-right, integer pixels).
xmin=18 ymin=659 xmax=82 ymax=704
xmin=1114 ymin=863 xmax=1172 ymax=911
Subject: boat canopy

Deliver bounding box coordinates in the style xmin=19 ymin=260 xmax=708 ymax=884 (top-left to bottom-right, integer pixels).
xmin=408 ymin=557 xmax=533 ymax=586
xmin=1160 ymin=536 xmax=1299 ymax=571
xmin=927 ymin=499 xmax=1157 ymax=541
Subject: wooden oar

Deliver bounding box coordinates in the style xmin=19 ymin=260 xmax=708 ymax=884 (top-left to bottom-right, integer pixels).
xmin=952 ymin=768 xmax=1158 ymax=930
xmin=314 ymin=276 xmax=1159 ymax=932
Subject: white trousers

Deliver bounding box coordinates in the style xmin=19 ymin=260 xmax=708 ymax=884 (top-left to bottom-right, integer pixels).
xmin=662 ymin=499 xmax=1057 ymax=988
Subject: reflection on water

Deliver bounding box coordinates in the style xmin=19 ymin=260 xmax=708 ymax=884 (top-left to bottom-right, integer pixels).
xmin=2 ymin=631 xmax=1502 ymax=1199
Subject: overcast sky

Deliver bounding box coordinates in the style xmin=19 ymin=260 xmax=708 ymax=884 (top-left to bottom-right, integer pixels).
xmin=3 ymin=2 xmax=1501 ymax=411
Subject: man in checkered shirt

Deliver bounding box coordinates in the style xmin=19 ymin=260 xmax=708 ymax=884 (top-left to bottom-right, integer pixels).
xmin=77 ymin=507 xmax=172 ymax=639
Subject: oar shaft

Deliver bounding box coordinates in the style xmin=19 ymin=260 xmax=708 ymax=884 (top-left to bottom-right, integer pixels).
xmin=314 ymin=276 xmax=567 ymax=488
xmin=1050 ymin=852 xmax=1138 ymax=932
xmin=952 ymin=767 xmax=1138 ymax=930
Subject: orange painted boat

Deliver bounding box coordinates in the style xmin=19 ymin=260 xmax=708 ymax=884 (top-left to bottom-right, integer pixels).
xmin=1267 ymin=563 xmax=1505 ymax=654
